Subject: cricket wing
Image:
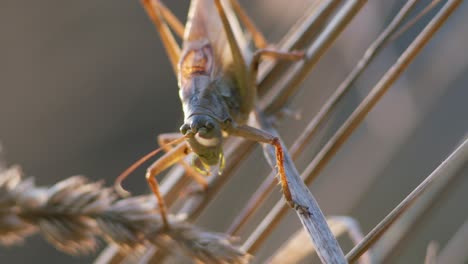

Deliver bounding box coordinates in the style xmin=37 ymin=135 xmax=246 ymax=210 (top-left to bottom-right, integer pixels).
xmin=183 ymin=0 xmax=249 ymax=78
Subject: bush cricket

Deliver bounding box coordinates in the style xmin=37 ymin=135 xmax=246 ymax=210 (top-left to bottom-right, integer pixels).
xmin=115 ymin=0 xmax=304 ymax=229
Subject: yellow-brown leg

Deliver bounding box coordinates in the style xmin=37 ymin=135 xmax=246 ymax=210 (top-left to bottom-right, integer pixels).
xmin=243 ymin=48 xmax=304 ymax=115
xmin=150 ymin=0 xmax=184 ymax=38
xmin=146 ymin=142 xmax=191 ymax=228
xmin=157 ymin=133 xmax=208 ymax=190
xmin=141 ymin=0 xmax=182 ymax=74
xmin=227 ymin=124 xmax=293 ymax=206
xmin=227 ymin=0 xmax=267 ymax=49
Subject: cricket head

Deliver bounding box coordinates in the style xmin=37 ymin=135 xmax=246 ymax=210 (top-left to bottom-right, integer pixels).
xmin=180 ymin=114 xmax=224 ymax=169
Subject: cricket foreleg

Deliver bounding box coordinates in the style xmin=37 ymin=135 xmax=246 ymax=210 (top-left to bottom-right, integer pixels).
xmin=141 ymin=0 xmax=182 ymax=74
xmin=228 ymin=125 xmax=294 ymax=206
xmin=157 ymin=133 xmax=208 ymax=190
xmin=146 ymin=142 xmax=190 ymax=228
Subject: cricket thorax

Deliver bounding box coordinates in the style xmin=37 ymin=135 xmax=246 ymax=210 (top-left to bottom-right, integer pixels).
xmin=178 ymin=42 xmax=234 ymax=124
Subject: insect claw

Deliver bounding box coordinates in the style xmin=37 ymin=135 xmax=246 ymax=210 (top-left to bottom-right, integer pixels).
xmin=293 ymin=203 xmax=310 ymax=216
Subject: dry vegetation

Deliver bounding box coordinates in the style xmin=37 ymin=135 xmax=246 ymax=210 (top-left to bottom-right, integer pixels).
xmin=1 ymin=0 xmax=466 ymax=263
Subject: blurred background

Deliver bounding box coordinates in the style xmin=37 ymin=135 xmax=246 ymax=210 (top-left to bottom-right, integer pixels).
xmin=1 ymin=0 xmax=467 ymax=263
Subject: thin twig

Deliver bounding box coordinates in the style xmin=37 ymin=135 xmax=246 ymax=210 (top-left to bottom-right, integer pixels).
xmin=372 ymin=136 xmax=467 ymax=262
xmin=259 ymin=0 xmax=368 ymax=113
xmin=388 ymin=0 xmax=444 ymax=43
xmin=346 ymin=136 xmax=468 ymax=262
xmin=436 ymin=218 xmax=468 ymax=264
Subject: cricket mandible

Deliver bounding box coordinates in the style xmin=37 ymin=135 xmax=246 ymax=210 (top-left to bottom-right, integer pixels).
xmin=115 ymin=0 xmax=304 ymax=228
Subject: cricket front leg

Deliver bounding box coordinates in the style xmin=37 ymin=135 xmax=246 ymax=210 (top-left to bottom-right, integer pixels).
xmin=141 ymin=0 xmax=183 ymax=74
xmin=158 ymin=133 xmax=208 ymax=190
xmin=146 ymin=142 xmax=191 ymax=228
xmin=228 ymin=124 xmax=295 ymax=207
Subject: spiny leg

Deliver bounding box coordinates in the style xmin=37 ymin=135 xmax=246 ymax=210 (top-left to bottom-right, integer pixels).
xmin=146 ymin=141 xmax=191 ymax=228
xmin=244 ymin=48 xmax=304 ymax=115
xmin=141 ymin=0 xmax=182 ymax=74
xmin=158 ymin=133 xmax=208 ymax=190
xmin=227 ymin=124 xmax=294 ymax=206
xmin=252 ymin=48 xmax=304 ymax=66
xmin=249 ymin=48 xmax=304 ymax=84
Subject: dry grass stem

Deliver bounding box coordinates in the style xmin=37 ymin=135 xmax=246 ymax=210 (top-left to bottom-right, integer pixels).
xmin=0 ymin=166 xmax=249 ymax=263
xmin=388 ymin=0 xmax=443 ymax=43
xmin=346 ymin=136 xmax=468 ymax=262
xmin=268 ymin=216 xmax=371 ymax=264
xmin=257 ymin=0 xmax=340 ymax=96
xmin=259 ymin=0 xmax=367 ymax=113
xmin=372 ymin=137 xmax=467 ymax=262
xmin=4 ymin=0 xmax=463 ymax=263
xmin=254 ymin=116 xmax=346 ymax=263
xmin=424 ymin=241 xmax=439 ymax=264
xmin=435 ymin=218 xmax=468 ymax=264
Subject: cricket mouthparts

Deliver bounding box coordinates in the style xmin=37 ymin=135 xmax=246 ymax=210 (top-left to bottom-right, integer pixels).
xmin=180 ymin=115 xmax=222 ymax=143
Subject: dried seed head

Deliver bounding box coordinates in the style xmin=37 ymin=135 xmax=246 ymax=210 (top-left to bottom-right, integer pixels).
xmin=0 ymin=165 xmax=249 ymax=262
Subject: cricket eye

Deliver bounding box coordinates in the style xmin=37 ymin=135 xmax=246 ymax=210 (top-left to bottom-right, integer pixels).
xmin=180 ymin=123 xmax=191 ymax=135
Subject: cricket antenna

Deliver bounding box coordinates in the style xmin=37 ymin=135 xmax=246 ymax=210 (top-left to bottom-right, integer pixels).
xmin=114 ymin=135 xmax=187 ymax=197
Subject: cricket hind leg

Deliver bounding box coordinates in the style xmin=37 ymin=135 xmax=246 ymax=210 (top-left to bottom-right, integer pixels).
xmin=226 ymin=0 xmax=268 ymax=49
xmin=228 ymin=124 xmax=302 ymax=210
xmin=141 ymin=0 xmax=183 ymax=74
xmin=214 ymin=0 xmax=304 ymax=114
xmin=213 ymin=0 xmax=249 ymax=88
xmin=147 ymin=0 xmax=184 ymax=38
xmin=146 ymin=141 xmax=191 ymax=228
xmin=240 ymin=48 xmax=304 ymax=117
xmin=157 ymin=133 xmax=208 ymax=190
xmin=228 ymin=0 xmax=305 ymax=58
